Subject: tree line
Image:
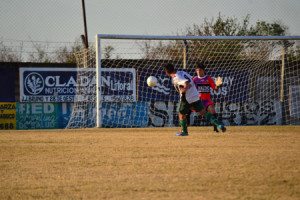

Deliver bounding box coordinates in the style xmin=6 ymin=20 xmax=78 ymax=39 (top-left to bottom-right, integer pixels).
xmin=0 ymin=38 xmax=82 ymax=63
xmin=1 ymin=13 xmax=299 ymax=63
xmin=143 ymin=13 xmax=300 ymax=61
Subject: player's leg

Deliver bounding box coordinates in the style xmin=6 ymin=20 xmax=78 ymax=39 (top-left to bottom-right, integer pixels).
xmin=206 ymin=104 xmax=219 ymax=133
xmin=178 ymin=113 xmax=188 ymax=135
xmin=175 ymin=101 xmax=190 ymax=136
xmin=186 ymin=109 xmax=192 ymax=126
xmin=193 ymin=100 xmax=226 ymax=133
xmin=179 ymin=108 xmax=193 ymax=134
xmin=200 ymin=109 xmax=226 ymax=132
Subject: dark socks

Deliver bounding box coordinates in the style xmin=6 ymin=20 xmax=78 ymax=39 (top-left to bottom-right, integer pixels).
xmin=213 ymin=114 xmax=219 ymax=132
xmin=204 ymin=112 xmax=221 ymax=127
xmin=180 ymin=119 xmax=188 ymax=134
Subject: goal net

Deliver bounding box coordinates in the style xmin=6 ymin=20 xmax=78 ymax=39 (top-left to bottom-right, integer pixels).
xmin=66 ymin=35 xmax=300 ymax=129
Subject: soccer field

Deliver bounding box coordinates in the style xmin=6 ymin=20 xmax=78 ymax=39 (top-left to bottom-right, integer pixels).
xmin=1 ymin=126 xmax=299 ymax=200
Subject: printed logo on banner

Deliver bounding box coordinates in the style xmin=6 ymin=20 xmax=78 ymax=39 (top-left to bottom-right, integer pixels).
xmin=137 ymin=68 xmax=178 ymax=102
xmin=101 ymin=68 xmax=136 ymax=102
xmin=24 ymin=72 xmax=45 ymax=94
xmin=151 ymin=77 xmax=171 ymax=95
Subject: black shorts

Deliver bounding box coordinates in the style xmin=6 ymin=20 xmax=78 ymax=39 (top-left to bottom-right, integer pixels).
xmin=177 ymin=100 xmax=204 ymax=114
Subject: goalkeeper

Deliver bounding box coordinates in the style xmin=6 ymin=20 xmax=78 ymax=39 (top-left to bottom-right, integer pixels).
xmin=164 ymin=63 xmax=226 ymax=136
xmin=193 ymin=62 xmax=223 ymax=132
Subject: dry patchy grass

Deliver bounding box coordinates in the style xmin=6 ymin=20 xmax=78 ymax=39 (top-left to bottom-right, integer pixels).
xmin=0 ymin=126 xmax=300 ymax=199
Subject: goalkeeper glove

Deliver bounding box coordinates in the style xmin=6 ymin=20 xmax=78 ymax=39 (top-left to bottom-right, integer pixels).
xmin=215 ymin=77 xmax=223 ymax=87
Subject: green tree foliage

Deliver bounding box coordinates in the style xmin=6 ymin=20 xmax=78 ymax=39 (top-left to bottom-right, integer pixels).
xmin=28 ymin=39 xmax=82 ymax=63
xmin=28 ymin=42 xmax=53 ymax=63
xmin=53 ymin=44 xmax=82 ymax=63
xmin=286 ymin=44 xmax=300 ymax=61
xmin=0 ymin=38 xmax=83 ymax=63
xmin=248 ymin=21 xmax=287 ymax=36
xmin=143 ymin=13 xmax=295 ymax=61
xmin=0 ymin=41 xmax=22 ymax=62
xmin=185 ymin=13 xmax=251 ymax=36
xmin=104 ymin=46 xmax=114 ymax=59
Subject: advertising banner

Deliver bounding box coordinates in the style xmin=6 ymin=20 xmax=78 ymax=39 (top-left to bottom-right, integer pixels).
xmin=57 ymin=102 xmax=148 ymax=128
xmin=102 ymin=102 xmax=148 ymax=128
xmin=101 ymin=68 xmax=136 ymax=102
xmin=57 ymin=103 xmax=74 ymax=128
xmin=202 ymin=69 xmax=249 ymax=103
xmin=0 ymin=68 xmax=15 ymax=102
xmin=137 ymin=68 xmax=248 ymax=103
xmin=137 ymin=68 xmax=178 ymax=102
xmin=148 ymin=100 xmax=282 ymax=127
xmin=289 ymin=85 xmax=300 ymax=118
xmin=0 ymin=102 xmax=16 ymax=130
xmin=20 ymin=68 xmax=136 ymax=102
xmin=16 ymin=103 xmax=58 ymax=129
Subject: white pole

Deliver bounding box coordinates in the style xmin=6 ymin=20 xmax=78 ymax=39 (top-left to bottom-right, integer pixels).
xmin=95 ymin=35 xmax=102 ymax=127
xmin=280 ymin=41 xmax=288 ymax=125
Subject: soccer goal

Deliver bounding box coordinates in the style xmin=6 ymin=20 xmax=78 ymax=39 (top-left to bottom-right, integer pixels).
xmin=66 ymin=34 xmax=300 ymax=129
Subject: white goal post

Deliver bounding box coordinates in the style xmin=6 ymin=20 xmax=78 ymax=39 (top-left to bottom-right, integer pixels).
xmin=66 ymin=34 xmax=300 ymax=129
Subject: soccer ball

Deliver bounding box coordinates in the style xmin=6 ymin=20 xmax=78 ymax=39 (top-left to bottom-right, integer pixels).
xmin=146 ymin=76 xmax=158 ymax=87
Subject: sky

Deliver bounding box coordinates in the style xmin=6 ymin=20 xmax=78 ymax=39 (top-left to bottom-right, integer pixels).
xmin=1 ymin=0 xmax=300 ymax=46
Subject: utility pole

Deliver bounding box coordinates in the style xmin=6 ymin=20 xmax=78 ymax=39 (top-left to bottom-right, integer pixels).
xmin=82 ymin=0 xmax=89 ymax=49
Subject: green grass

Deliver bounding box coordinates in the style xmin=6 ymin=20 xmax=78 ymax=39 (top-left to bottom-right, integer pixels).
xmin=0 ymin=126 xmax=300 ymax=199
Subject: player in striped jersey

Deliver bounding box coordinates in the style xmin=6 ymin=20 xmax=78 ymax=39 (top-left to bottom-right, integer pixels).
xmin=193 ymin=62 xmax=223 ymax=132
xmin=164 ymin=63 xmax=226 ymax=136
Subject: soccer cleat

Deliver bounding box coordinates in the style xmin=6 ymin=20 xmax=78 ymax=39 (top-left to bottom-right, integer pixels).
xmin=213 ymin=125 xmax=219 ymax=133
xmin=219 ymin=125 xmax=226 ymax=133
xmin=174 ymin=132 xmax=188 ymax=136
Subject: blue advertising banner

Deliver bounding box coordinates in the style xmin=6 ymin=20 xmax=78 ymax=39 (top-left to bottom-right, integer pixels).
xmin=20 ymin=68 xmax=136 ymax=102
xmin=138 ymin=68 xmax=248 ymax=103
xmin=57 ymin=102 xmax=148 ymax=128
xmin=102 ymin=102 xmax=148 ymax=128
xmin=101 ymin=68 xmax=136 ymax=102
xmin=57 ymin=103 xmax=74 ymax=128
xmin=202 ymin=69 xmax=249 ymax=103
xmin=0 ymin=68 xmax=15 ymax=102
xmin=137 ymin=68 xmax=178 ymax=102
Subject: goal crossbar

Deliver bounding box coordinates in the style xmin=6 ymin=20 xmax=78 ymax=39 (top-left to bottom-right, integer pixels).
xmin=96 ymin=34 xmax=300 ymax=41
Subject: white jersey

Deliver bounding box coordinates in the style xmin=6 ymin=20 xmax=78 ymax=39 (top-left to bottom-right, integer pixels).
xmin=173 ymin=71 xmax=200 ymax=104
